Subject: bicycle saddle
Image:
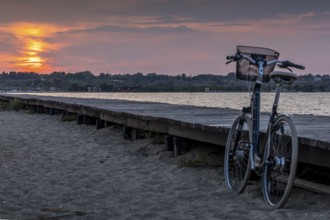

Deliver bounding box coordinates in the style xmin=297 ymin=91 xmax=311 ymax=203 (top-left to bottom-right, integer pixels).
xmin=270 ymin=71 xmax=297 ymax=84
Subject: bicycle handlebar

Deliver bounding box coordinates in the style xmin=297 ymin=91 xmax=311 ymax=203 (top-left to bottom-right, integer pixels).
xmin=226 ymin=55 xmax=240 ymax=61
xmin=280 ymin=61 xmax=305 ymax=70
xmin=226 ymin=54 xmax=305 ymax=70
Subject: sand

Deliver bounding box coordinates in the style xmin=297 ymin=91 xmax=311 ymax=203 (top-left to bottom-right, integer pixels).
xmin=0 ymin=110 xmax=330 ymax=220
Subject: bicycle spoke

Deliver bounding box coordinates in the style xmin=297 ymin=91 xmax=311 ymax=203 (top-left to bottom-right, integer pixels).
xmin=224 ymin=116 xmax=252 ymax=193
xmin=262 ymin=116 xmax=298 ymax=208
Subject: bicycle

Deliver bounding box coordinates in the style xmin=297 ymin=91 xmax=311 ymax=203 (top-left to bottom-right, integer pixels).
xmin=223 ymin=45 xmax=305 ymax=208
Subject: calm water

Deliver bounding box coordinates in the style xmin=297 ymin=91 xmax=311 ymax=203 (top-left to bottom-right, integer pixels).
xmin=21 ymin=92 xmax=330 ymax=116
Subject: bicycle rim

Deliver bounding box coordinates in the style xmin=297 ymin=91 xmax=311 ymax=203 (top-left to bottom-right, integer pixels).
xmin=262 ymin=115 xmax=298 ymax=208
xmin=224 ymin=116 xmax=252 ymax=193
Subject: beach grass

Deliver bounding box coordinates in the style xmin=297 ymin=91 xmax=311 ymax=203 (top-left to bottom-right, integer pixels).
xmin=61 ymin=114 xmax=77 ymax=122
xmin=177 ymin=155 xmax=207 ymax=168
xmin=0 ymin=99 xmax=25 ymax=111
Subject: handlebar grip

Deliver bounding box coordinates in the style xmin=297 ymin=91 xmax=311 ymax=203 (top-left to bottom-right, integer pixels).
xmin=226 ymin=55 xmax=236 ymax=60
xmin=286 ymin=61 xmax=305 ymax=70
xmin=292 ymin=64 xmax=305 ymax=70
xmin=226 ymin=55 xmax=241 ymax=61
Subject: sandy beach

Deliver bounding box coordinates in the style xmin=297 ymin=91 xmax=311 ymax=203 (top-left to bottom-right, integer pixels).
xmin=0 ymin=110 xmax=330 ymax=220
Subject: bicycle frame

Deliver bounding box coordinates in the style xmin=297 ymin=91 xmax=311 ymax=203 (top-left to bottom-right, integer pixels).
xmin=240 ymin=61 xmax=283 ymax=171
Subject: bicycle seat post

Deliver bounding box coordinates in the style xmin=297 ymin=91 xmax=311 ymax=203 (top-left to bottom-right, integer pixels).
xmin=271 ymin=83 xmax=282 ymax=118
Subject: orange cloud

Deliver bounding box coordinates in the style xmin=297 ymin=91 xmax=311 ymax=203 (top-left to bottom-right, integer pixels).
xmin=0 ymin=23 xmax=65 ymax=73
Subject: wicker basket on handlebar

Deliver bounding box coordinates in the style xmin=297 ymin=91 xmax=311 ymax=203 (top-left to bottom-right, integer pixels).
xmin=236 ymin=45 xmax=280 ymax=83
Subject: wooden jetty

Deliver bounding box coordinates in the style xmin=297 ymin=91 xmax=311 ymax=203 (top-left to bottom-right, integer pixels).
xmin=0 ymin=94 xmax=329 ymax=169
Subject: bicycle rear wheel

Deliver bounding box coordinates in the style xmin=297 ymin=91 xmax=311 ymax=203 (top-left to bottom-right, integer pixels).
xmin=262 ymin=115 xmax=298 ymax=208
xmin=224 ymin=115 xmax=252 ymax=193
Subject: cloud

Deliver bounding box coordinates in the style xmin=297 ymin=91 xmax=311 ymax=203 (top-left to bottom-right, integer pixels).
xmin=57 ymin=25 xmax=197 ymax=35
xmin=0 ymin=0 xmax=330 ymax=74
xmin=1 ymin=0 xmax=329 ymax=25
xmin=0 ymin=35 xmax=18 ymax=52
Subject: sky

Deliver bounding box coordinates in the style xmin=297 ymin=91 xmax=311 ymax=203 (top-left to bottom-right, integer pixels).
xmin=0 ymin=0 xmax=329 ymax=75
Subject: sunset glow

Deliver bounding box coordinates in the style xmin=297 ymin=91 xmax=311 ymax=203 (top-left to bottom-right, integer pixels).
xmin=0 ymin=1 xmax=329 ymax=74
xmin=15 ymin=26 xmax=45 ymax=71
xmin=18 ymin=56 xmax=44 ymax=68
xmin=27 ymin=40 xmax=43 ymax=52
xmin=0 ymin=23 xmax=63 ymax=72
xmin=12 ymin=25 xmax=44 ymax=38
xmin=17 ymin=40 xmax=45 ymax=70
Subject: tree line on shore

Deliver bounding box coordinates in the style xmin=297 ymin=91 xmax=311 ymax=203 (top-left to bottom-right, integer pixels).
xmin=0 ymin=71 xmax=329 ymax=92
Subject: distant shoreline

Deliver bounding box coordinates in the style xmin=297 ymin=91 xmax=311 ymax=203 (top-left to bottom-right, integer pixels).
xmin=0 ymin=72 xmax=329 ymax=92
xmin=2 ymin=90 xmax=330 ymax=94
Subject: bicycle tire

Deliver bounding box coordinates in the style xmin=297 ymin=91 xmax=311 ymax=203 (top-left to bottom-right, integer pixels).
xmin=262 ymin=115 xmax=298 ymax=208
xmin=224 ymin=115 xmax=252 ymax=193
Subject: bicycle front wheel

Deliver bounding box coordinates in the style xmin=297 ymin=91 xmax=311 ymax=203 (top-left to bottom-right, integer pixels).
xmin=224 ymin=115 xmax=252 ymax=194
xmin=262 ymin=115 xmax=298 ymax=208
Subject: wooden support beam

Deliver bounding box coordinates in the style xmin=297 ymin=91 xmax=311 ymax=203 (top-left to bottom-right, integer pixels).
xmin=49 ymin=108 xmax=57 ymax=115
xmin=122 ymin=126 xmax=146 ymax=140
xmin=96 ymin=119 xmax=105 ymax=130
xmin=45 ymin=107 xmax=50 ymax=114
xmin=173 ymin=137 xmax=190 ymax=157
xmin=37 ymin=105 xmax=45 ymax=113
xmin=294 ymin=178 xmax=330 ymax=195
xmin=77 ymin=115 xmax=84 ymax=125
xmin=84 ymin=115 xmax=96 ymax=125
xmin=165 ymin=135 xmax=174 ymax=151
xmin=123 ymin=126 xmax=132 ymax=140
xmin=299 ymin=144 xmax=330 ymax=168
xmin=105 ymin=121 xmax=115 ymax=127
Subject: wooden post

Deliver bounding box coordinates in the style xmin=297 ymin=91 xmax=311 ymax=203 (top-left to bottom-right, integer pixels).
xmin=106 ymin=121 xmax=114 ymax=127
xmin=173 ymin=137 xmax=190 ymax=157
xmin=131 ymin=128 xmax=138 ymax=140
xmin=166 ymin=135 xmax=174 ymax=151
xmin=123 ymin=126 xmax=141 ymax=140
xmin=27 ymin=105 xmax=37 ymax=113
xmin=45 ymin=107 xmax=50 ymax=114
xmin=60 ymin=111 xmax=68 ymax=121
xmin=49 ymin=108 xmax=56 ymax=115
xmin=96 ymin=119 xmax=105 ymax=130
xmin=77 ymin=115 xmax=84 ymax=124
xmin=123 ymin=126 xmax=132 ymax=140
xmin=84 ymin=115 xmax=96 ymax=125
xmin=37 ymin=105 xmax=45 ymax=113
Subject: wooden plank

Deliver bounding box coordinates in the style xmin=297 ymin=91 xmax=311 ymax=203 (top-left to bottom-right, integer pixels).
xmin=0 ymin=94 xmax=329 ymax=163
xmin=294 ymin=178 xmax=330 ymax=195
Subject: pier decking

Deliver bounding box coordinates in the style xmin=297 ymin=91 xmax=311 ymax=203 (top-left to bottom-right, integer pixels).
xmin=1 ymin=94 xmax=329 ymax=168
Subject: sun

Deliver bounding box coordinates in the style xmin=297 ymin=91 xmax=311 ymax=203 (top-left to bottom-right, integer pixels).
xmin=28 ymin=40 xmax=43 ymax=52
xmin=19 ymin=29 xmax=45 ymax=71
xmin=1 ymin=22 xmax=67 ymax=72
xmin=17 ymin=56 xmax=44 ymax=69
xmin=5 ymin=23 xmax=60 ymax=73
